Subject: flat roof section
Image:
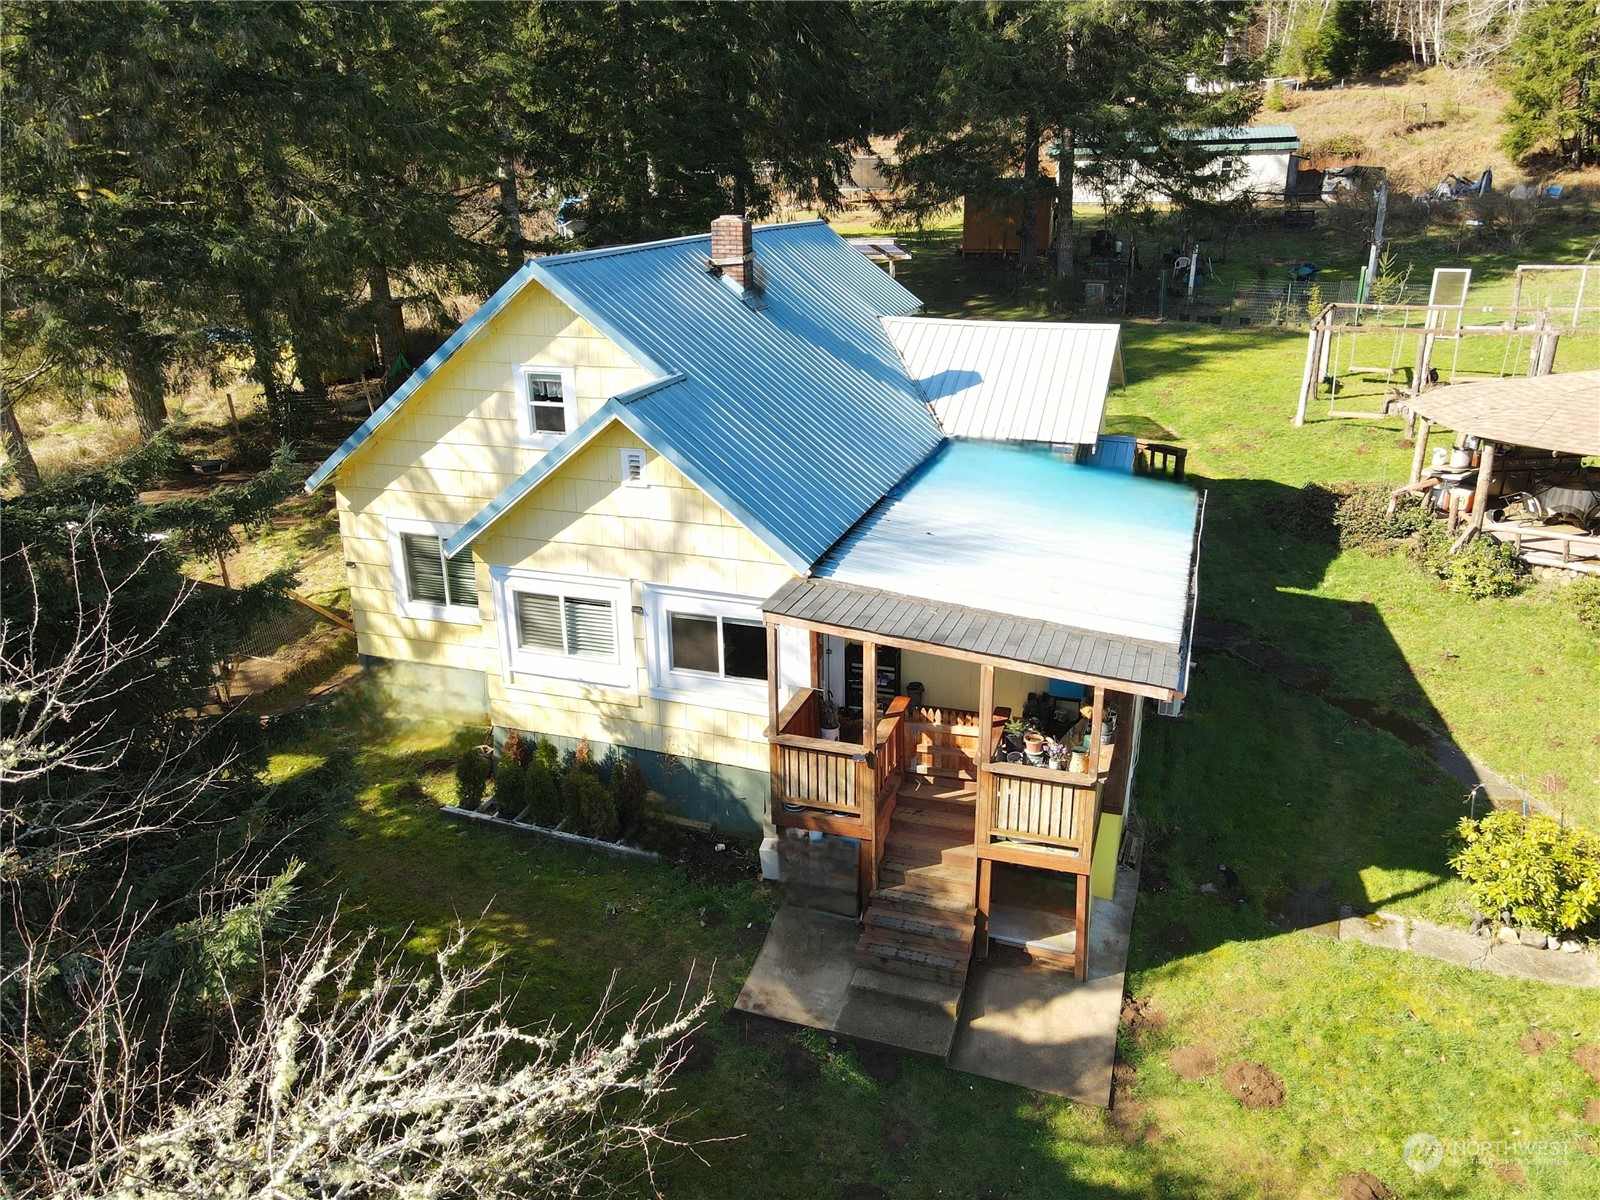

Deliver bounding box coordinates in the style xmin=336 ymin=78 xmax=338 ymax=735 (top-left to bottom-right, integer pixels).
xmin=816 ymin=441 xmax=1201 ymax=648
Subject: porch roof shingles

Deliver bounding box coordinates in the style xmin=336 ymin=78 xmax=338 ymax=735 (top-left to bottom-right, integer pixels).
xmin=763 ymin=577 xmax=1187 ymax=694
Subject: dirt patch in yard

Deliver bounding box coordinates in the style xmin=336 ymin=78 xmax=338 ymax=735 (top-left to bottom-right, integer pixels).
xmin=1223 ymin=1061 xmax=1285 ymax=1110
xmin=1584 ymin=1097 xmax=1600 ymax=1125
xmin=857 ymin=1046 xmax=902 ymax=1085
xmin=1338 ymin=1172 xmax=1394 ymax=1200
xmin=1494 ymin=1161 xmax=1528 ymax=1188
xmin=1575 ymin=1044 xmax=1600 ymax=1084
xmin=1120 ymin=995 xmax=1167 ymax=1042
xmin=674 ymin=1030 xmax=719 ymax=1075
xmin=1168 ymin=1044 xmax=1217 ymax=1081
xmin=881 ymin=1114 xmax=916 ymax=1153
xmin=783 ymin=1043 xmax=821 ymax=1083
xmin=1108 ymin=1060 xmax=1150 ymax=1143
xmin=1519 ymin=1028 xmax=1560 ymax=1055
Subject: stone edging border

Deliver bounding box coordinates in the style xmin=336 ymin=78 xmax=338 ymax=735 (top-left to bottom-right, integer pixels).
xmin=441 ymin=805 xmax=661 ymax=861
xmin=1327 ymin=906 xmax=1599 ymax=989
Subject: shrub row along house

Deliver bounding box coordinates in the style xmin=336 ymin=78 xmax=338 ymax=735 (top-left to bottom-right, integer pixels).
xmin=308 ymin=217 xmax=1202 ymax=988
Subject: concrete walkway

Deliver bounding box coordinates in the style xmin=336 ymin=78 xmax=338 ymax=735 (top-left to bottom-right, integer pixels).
xmin=734 ymin=862 xmax=1140 ymax=1106
xmin=1330 ymin=908 xmax=1600 ymax=989
xmin=948 ymin=863 xmax=1138 ymax=1107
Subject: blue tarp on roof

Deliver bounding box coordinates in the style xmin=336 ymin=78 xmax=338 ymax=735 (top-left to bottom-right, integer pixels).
xmin=520 ymin=221 xmax=942 ymax=569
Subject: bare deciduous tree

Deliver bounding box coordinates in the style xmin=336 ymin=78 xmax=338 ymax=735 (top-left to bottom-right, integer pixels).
xmin=3 ymin=514 xmax=710 ymax=1198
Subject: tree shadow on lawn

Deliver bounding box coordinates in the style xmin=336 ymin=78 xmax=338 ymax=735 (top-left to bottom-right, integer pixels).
xmin=1129 ymin=475 xmax=1488 ymax=967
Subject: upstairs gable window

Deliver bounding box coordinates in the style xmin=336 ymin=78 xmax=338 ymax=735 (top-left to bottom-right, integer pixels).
xmin=513 ymin=364 xmax=578 ymax=446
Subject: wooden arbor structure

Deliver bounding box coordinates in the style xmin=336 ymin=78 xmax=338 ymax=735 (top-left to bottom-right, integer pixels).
xmin=759 ymin=577 xmax=1189 ymax=982
xmin=1403 ymin=369 xmax=1600 ymax=570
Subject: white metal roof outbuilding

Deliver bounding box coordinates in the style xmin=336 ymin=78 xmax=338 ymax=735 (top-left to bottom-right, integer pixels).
xmin=882 ymin=316 xmax=1124 ymax=445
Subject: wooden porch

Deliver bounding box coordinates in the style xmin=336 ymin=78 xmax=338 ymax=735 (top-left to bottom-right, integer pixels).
xmin=765 ymin=639 xmax=1139 ymax=982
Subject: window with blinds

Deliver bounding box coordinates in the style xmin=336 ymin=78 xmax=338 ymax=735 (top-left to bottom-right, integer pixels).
xmin=401 ymin=534 xmax=477 ymax=608
xmin=515 ymin=591 xmax=616 ymax=660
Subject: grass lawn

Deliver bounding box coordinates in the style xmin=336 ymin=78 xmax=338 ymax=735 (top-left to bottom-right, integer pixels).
xmin=279 ymin=704 xmax=1600 ymax=1199
xmin=271 ymin=201 xmax=1600 ymax=1197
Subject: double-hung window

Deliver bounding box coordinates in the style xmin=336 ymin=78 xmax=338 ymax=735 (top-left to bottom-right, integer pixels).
xmin=644 ymin=586 xmax=770 ymax=709
xmin=493 ymin=568 xmax=633 ymax=688
xmin=512 ymin=364 xmax=577 ymax=447
xmin=387 ymin=519 xmax=479 ymax=624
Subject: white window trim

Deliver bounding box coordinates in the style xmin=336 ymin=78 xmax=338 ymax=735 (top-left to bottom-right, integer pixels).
xmin=386 ymin=517 xmax=480 ymax=625
xmin=512 ymin=363 xmax=578 ymax=448
xmin=643 ymin=585 xmax=771 ymax=712
xmin=492 ymin=566 xmax=634 ymax=689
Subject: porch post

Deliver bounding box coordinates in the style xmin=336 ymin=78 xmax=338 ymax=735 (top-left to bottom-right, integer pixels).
xmin=766 ymin=624 xmax=782 ymax=823
xmin=975 ymin=663 xmax=996 ymax=957
xmin=860 ymin=640 xmax=878 ymax=748
xmin=1087 ymin=685 xmax=1106 ymax=779
xmin=766 ymin=625 xmax=780 ymax=733
xmin=1407 ymin=418 xmax=1432 ymax=486
xmin=809 ymin=630 xmax=822 ymax=689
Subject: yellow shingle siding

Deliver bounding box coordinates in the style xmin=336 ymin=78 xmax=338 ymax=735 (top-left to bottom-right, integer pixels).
xmin=478 ymin=422 xmax=795 ymax=773
xmin=332 ymin=281 xmax=654 ymax=668
xmin=329 ymin=280 xmax=796 ymax=777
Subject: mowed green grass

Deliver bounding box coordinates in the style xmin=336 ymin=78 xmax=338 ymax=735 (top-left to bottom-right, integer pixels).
xmin=281 ymin=212 xmax=1600 ymax=1198
xmin=871 ymin=216 xmax=1598 ymax=828
xmin=285 ymin=706 xmax=1600 ymax=1199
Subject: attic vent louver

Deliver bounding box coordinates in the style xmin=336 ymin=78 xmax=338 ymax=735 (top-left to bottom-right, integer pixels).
xmin=620 ymin=448 xmax=646 ymax=487
xmin=708 ymin=214 xmax=768 ymax=310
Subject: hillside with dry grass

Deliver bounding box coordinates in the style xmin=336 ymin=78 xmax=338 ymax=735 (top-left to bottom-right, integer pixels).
xmin=1276 ymin=62 xmax=1599 ymax=195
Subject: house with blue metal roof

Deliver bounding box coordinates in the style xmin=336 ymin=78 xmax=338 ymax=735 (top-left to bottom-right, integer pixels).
xmin=308 ymin=215 xmax=1201 ymax=995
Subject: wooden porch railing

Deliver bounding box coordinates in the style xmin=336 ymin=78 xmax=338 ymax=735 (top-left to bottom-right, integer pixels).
xmin=772 ymin=689 xmax=864 ymax=818
xmin=906 ymin=705 xmax=1008 ymax=782
xmin=984 ymin=761 xmax=1097 ymax=855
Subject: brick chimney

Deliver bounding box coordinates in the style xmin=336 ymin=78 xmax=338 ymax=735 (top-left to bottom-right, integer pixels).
xmin=710 ymin=214 xmax=753 ymax=290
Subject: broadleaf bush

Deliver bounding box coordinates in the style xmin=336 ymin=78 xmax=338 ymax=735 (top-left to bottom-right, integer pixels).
xmin=1565 ymin=576 xmax=1600 ymax=633
xmin=1451 ymin=810 xmax=1600 ymax=935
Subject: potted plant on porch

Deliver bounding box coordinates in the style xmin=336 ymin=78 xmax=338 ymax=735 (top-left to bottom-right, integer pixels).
xmin=818 ymin=690 xmax=841 ymax=741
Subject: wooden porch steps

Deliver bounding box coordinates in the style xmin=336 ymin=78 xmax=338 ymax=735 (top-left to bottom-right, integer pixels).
xmin=857 ymin=811 xmax=978 ymax=987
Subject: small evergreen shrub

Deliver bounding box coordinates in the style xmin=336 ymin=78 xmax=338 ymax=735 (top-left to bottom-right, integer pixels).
xmin=1566 ymin=577 xmax=1600 ymax=633
xmin=1438 ymin=535 xmax=1526 ymax=599
xmin=454 ymin=746 xmax=493 ymax=809
xmin=1264 ymin=81 xmax=1287 ymax=112
xmin=531 ymin=736 xmax=560 ymax=773
xmin=610 ymin=756 xmax=650 ymax=838
xmin=523 ymin=761 xmax=563 ymax=827
xmin=501 ymin=729 xmax=530 ymax=768
xmin=492 ymin=755 xmax=526 ymax=817
xmin=563 ymin=771 xmax=617 ymax=841
xmin=1452 ymin=810 xmax=1600 ymax=935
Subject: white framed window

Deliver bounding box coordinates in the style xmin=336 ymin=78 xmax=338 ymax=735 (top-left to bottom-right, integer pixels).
xmin=386 ymin=518 xmax=479 ymax=624
xmin=512 ymin=363 xmax=578 ymax=446
xmin=492 ymin=566 xmax=633 ymax=689
xmin=643 ymin=585 xmax=770 ymax=710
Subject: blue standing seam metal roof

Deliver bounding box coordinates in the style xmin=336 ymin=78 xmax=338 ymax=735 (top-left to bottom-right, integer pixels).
xmin=310 ymin=220 xmax=943 ymax=572
xmin=520 ymin=221 xmax=941 ymax=570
